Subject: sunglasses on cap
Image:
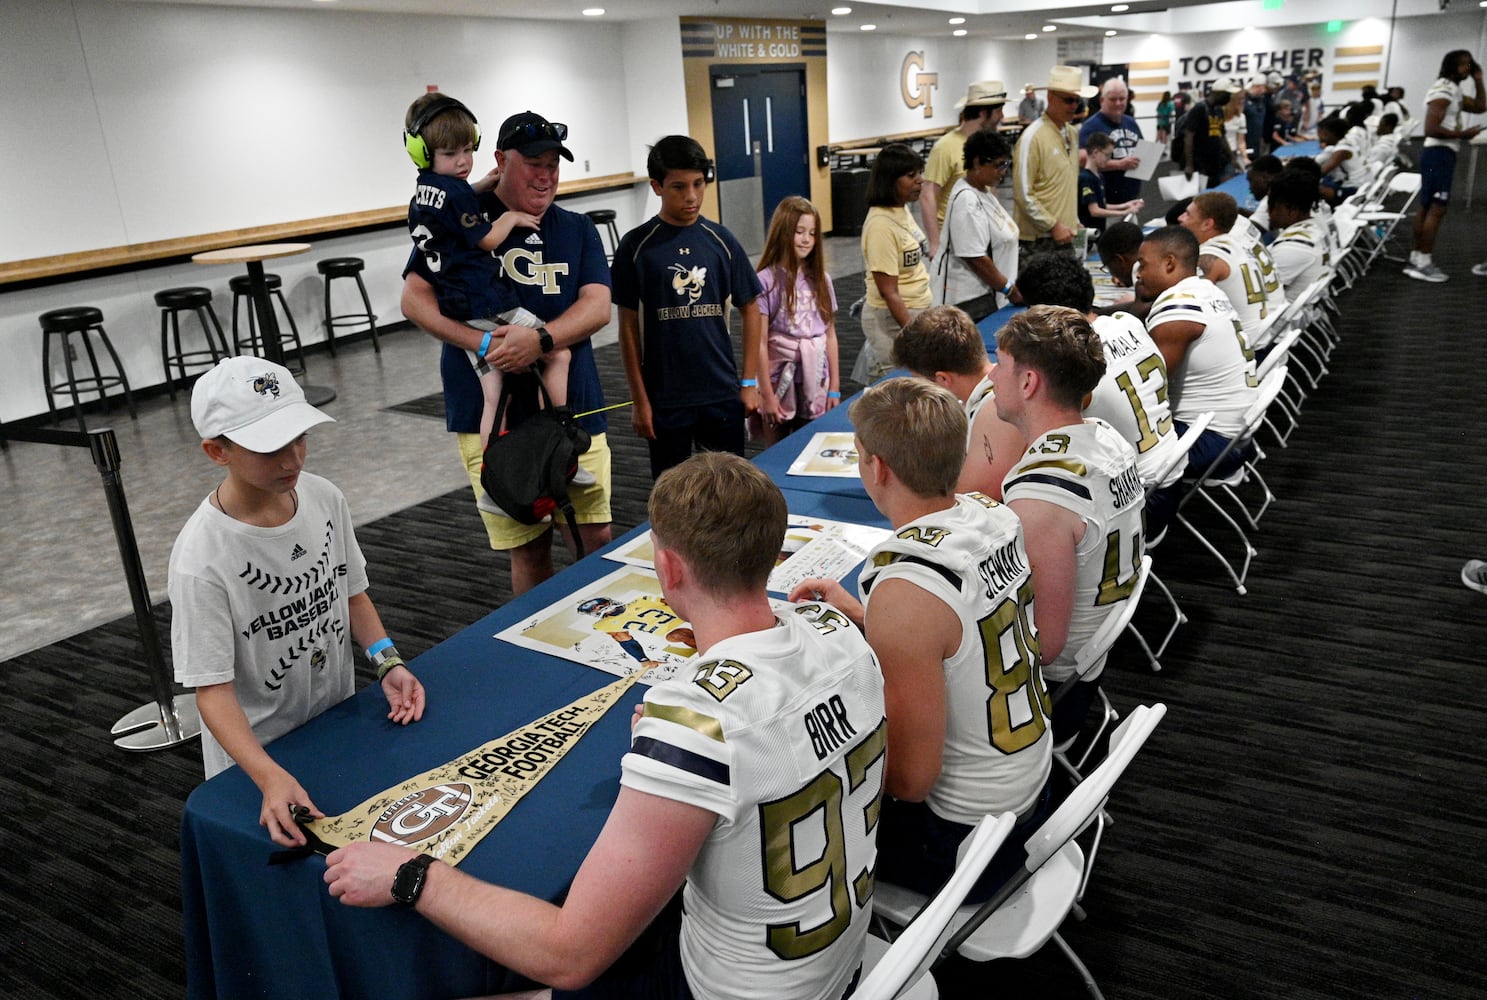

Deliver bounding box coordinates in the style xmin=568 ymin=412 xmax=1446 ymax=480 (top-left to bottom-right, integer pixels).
xmin=499 ymin=120 xmax=569 ymax=148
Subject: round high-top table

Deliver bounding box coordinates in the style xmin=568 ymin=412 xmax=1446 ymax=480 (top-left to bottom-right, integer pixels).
xmin=192 ymin=243 xmax=336 ymax=405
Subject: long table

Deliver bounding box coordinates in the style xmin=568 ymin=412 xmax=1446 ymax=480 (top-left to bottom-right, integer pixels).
xmin=1210 ymin=139 xmax=1322 ymax=203
xmin=180 ymin=489 xmax=885 ymax=999
xmin=753 ymin=303 xmax=1017 ymax=498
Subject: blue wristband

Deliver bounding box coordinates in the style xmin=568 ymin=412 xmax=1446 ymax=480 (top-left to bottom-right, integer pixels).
xmin=366 ymin=638 xmax=394 ymax=658
xmin=739 ymin=379 xmax=758 ymax=388
xmin=827 ymin=391 xmax=842 ymax=398
xmin=478 ymin=331 xmax=493 ymax=357
xmin=1001 ymin=281 xmax=1015 ymax=295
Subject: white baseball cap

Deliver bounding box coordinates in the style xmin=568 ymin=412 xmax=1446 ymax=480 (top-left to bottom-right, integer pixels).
xmin=191 ymin=356 xmax=334 ymax=452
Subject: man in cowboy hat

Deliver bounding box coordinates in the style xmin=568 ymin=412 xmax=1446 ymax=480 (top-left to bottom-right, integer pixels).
xmin=921 ymin=79 xmax=1008 ymax=258
xmin=1014 ymin=65 xmax=1097 ymax=256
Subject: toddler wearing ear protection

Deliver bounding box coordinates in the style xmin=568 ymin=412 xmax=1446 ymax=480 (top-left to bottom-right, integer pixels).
xmin=403 ymin=92 xmax=584 ymax=517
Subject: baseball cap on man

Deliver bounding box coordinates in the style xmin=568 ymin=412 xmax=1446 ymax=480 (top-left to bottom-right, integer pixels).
xmin=497 ymin=111 xmax=574 ymax=161
xmin=191 ymin=356 xmax=334 ymax=452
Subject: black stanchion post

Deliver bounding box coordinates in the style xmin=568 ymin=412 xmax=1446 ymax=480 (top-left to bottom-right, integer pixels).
xmin=5 ymin=422 xmax=199 ymax=750
xmin=87 ymin=429 xmax=202 ymax=750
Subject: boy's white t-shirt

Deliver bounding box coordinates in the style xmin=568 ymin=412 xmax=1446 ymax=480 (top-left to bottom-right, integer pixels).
xmin=170 ymin=472 xmax=369 ymax=778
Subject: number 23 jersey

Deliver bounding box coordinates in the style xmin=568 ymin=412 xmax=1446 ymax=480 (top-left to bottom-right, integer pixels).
xmin=622 ymin=606 xmax=887 ymax=1000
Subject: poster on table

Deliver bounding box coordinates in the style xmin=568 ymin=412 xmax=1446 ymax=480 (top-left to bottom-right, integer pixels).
xmin=605 ymin=516 xmax=889 ymax=596
xmin=496 ymin=565 xmax=795 ymax=684
xmin=787 ymin=431 xmax=862 ymax=477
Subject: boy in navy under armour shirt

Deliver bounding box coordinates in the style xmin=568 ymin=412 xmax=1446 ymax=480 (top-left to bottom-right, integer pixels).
xmin=613 ymin=135 xmax=766 ymax=479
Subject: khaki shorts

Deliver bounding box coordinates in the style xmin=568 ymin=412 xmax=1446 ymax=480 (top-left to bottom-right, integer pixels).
xmin=457 ymin=431 xmax=612 ymax=550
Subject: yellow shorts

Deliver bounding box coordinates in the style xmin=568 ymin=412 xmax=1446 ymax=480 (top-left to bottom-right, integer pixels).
xmin=457 ymin=431 xmax=613 ymax=551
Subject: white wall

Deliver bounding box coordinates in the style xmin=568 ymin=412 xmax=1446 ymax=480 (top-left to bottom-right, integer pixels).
xmin=0 ymin=0 xmax=653 ymax=422
xmin=621 ymin=17 xmax=690 ymax=228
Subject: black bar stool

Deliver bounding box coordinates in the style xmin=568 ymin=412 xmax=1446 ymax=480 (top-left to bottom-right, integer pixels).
xmin=585 ymin=209 xmax=620 ymax=264
xmin=229 ymin=273 xmax=305 ymax=376
xmin=317 ymin=257 xmax=380 ymax=355
xmin=155 ymin=286 xmax=229 ymax=399
xmin=39 ymin=306 xmax=137 ymax=430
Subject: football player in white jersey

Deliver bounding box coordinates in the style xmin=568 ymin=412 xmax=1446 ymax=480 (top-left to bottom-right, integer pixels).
xmin=326 ymin=454 xmax=887 ymax=1000
xmin=1407 ymin=50 xmax=1485 ymax=282
xmin=790 ymin=378 xmax=1053 ymax=903
xmin=992 ymin=307 xmax=1144 ymax=742
xmin=892 ymin=305 xmax=1028 ymax=500
xmin=1179 ymin=192 xmax=1287 ymax=352
xmin=1089 ymin=221 xmax=1151 ymax=322
xmin=1136 ymin=226 xmax=1259 ymax=481
xmin=1014 ymin=251 xmax=1185 ymax=537
xmin=1265 ymin=168 xmax=1331 ymax=296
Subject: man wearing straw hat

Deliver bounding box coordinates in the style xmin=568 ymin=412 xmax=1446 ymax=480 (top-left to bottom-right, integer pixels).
xmin=921 ymin=79 xmax=1008 ymax=258
xmin=1015 ymin=66 xmax=1097 ymax=257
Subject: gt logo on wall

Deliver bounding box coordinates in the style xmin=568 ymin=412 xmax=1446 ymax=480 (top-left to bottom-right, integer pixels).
xmin=902 ymin=51 xmax=939 ymax=118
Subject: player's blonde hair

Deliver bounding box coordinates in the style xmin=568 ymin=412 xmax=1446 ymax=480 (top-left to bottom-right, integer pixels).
xmin=850 ymin=377 xmax=966 ymax=498
xmin=649 ymin=452 xmax=786 ymax=595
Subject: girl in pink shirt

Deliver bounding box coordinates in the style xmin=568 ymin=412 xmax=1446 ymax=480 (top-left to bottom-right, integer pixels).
xmin=751 ymin=196 xmax=841 ymax=445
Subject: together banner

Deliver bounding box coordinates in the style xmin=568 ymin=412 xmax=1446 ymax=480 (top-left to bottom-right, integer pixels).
xmin=305 ymin=671 xmax=643 ymax=865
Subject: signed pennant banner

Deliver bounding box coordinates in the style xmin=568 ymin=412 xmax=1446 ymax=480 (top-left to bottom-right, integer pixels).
xmin=306 ymin=670 xmax=643 ymax=866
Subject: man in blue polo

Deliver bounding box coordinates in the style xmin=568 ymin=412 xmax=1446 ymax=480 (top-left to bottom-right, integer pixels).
xmin=1079 ymin=77 xmax=1144 ymax=206
xmin=402 ymin=110 xmax=614 ymax=595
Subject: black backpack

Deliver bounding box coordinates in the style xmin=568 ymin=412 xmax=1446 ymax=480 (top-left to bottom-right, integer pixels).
xmin=480 ymin=377 xmax=591 ymax=557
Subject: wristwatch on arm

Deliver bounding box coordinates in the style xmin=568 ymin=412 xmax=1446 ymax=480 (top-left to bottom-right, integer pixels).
xmin=537 ymin=326 xmax=554 ymax=354
xmin=391 ymin=853 xmax=437 ymax=907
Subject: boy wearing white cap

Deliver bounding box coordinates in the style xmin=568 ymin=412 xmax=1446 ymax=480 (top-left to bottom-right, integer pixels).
xmin=169 ymin=357 xmax=425 ymax=848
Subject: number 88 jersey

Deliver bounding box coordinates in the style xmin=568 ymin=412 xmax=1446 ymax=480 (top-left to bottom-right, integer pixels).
xmin=857 ymin=494 xmax=1053 ymax=828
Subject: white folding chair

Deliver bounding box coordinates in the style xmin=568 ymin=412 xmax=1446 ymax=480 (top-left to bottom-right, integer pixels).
xmin=1129 ymin=413 xmax=1213 ymax=672
xmin=1255 ymin=328 xmax=1304 ymax=446
xmin=875 ymin=704 xmax=1168 ymax=1000
xmin=1174 ymin=367 xmax=1289 ymax=594
xmin=857 ymin=812 xmax=1018 ymax=1000
xmin=1052 ymin=555 xmax=1151 ymax=782
xmin=1285 ymin=273 xmax=1337 ymax=376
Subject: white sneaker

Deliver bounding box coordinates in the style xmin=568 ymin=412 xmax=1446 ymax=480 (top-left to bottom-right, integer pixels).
xmin=1472 ymin=261 xmax=1487 ymax=277
xmin=1403 ymin=263 xmax=1448 ymax=283
xmin=1463 ymin=560 xmax=1487 ymax=595
xmin=570 ymin=465 xmax=596 ymax=487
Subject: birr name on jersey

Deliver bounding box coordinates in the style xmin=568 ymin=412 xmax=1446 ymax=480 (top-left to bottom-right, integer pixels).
xmin=455 ymin=707 xmax=589 ymax=780
xmin=656 ymin=303 xmax=724 ymax=321
xmin=412 ymin=184 xmax=447 ymax=209
xmin=805 ymin=694 xmax=859 ymax=761
xmin=244 ymin=578 xmax=342 ymax=639
xmin=978 ymin=540 xmax=1028 ymax=599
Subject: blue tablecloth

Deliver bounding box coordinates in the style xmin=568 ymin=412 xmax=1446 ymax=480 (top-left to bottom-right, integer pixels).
xmin=181 ymin=485 xmax=889 ymax=998
xmin=1209 ymin=139 xmax=1322 ymax=203
xmin=754 ymin=304 xmax=1017 ymax=498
